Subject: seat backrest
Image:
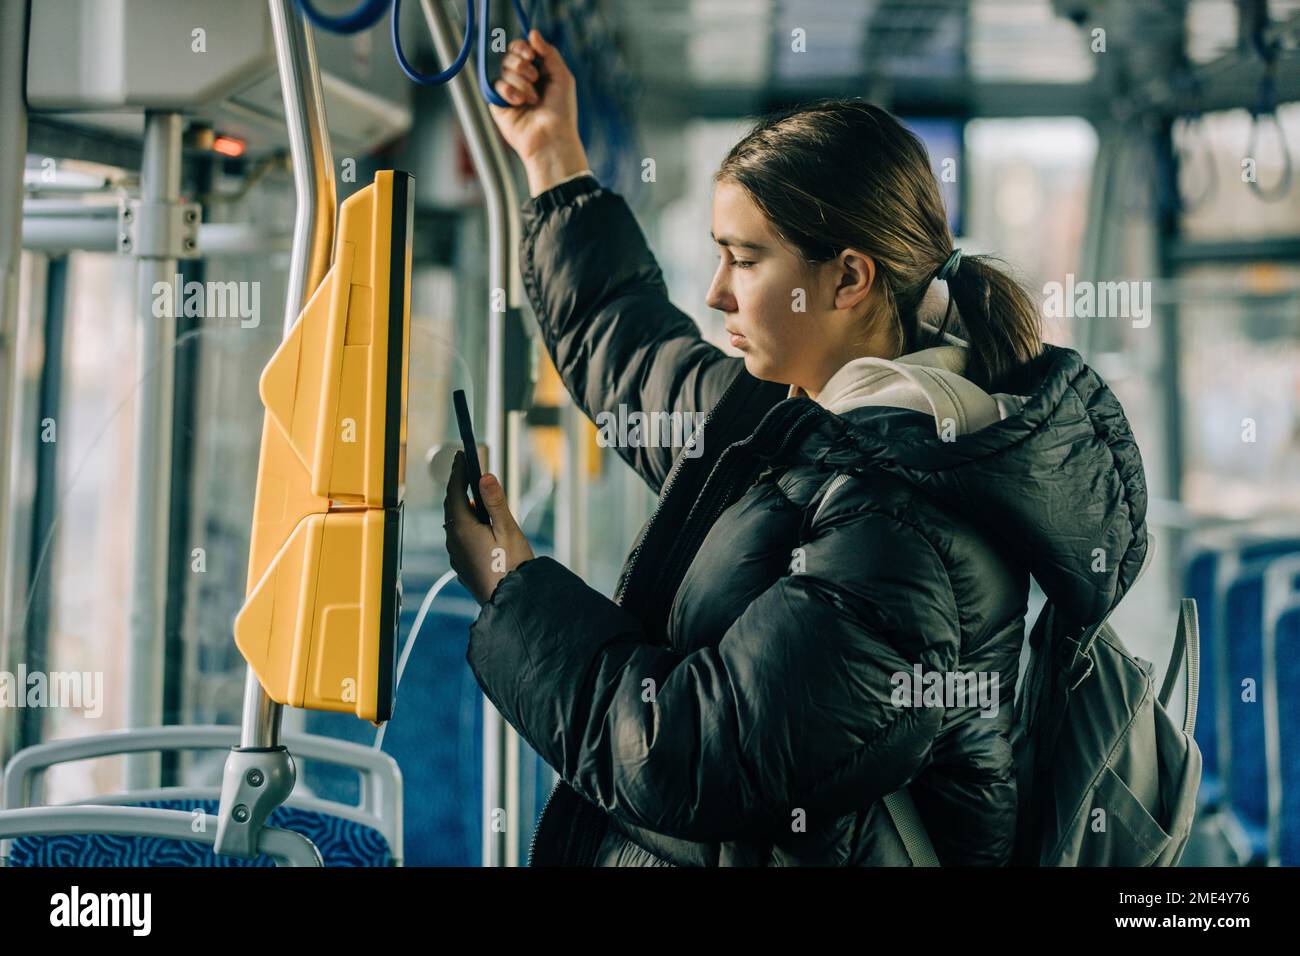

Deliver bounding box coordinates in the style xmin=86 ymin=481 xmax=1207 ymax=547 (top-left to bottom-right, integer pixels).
xmin=6 ymin=798 xmax=391 ymax=866
xmin=1222 ymin=561 xmax=1275 ymax=835
xmin=1184 ymin=536 xmax=1300 ymax=804
xmin=1275 ymin=609 xmax=1300 ymax=866
xmin=1262 ymin=556 xmax=1300 ymax=866
xmin=1 ymin=726 xmax=402 ymax=865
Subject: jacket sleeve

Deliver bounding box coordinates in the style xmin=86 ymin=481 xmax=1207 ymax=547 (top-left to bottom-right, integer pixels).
xmin=465 ymin=503 xmax=963 ymax=843
xmin=520 ymin=174 xmax=742 ymax=493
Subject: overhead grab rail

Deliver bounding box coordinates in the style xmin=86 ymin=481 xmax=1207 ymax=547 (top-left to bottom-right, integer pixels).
xmin=297 ymin=0 xmax=534 ymax=106
xmin=1168 ymin=69 xmax=1217 ymax=215
xmin=1109 ymin=8 xmax=1299 ymax=209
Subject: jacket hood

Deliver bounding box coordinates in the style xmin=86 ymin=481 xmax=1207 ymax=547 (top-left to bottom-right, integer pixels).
xmin=782 ymin=344 xmax=1149 ymax=628
xmin=787 ymin=345 xmax=1025 ymax=432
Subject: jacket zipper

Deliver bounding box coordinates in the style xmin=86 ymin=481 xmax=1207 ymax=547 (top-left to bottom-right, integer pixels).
xmin=613 ymin=367 xmax=747 ymax=605
xmin=530 ymin=377 xmax=752 ymax=866
xmin=811 ymin=473 xmax=851 ymax=525
xmin=529 ymin=375 xmax=748 ymax=866
xmin=588 ymin=407 xmax=821 ymax=866
xmin=526 ymin=775 xmax=559 ymax=867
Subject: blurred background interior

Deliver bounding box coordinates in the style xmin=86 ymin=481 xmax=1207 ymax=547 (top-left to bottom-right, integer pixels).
xmin=1 ymin=0 xmax=1299 ymax=866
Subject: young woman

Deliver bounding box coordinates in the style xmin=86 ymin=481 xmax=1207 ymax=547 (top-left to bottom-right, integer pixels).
xmin=442 ymin=30 xmax=1149 ymax=866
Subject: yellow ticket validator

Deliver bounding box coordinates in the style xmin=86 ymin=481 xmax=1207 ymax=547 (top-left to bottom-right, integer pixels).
xmin=235 ymin=170 xmax=414 ymax=724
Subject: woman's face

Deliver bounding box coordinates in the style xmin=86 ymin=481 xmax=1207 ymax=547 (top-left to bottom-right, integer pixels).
xmin=706 ymin=179 xmax=883 ymax=395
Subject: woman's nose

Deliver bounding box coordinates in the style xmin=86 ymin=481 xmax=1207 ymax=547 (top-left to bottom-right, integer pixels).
xmin=706 ymin=271 xmax=735 ymax=313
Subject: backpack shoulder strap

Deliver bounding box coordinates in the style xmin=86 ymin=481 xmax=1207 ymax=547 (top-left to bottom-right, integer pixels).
xmin=812 ymin=472 xmax=943 ymax=867
xmin=883 ymin=789 xmax=941 ymax=866
xmin=1158 ymin=598 xmax=1200 ymax=735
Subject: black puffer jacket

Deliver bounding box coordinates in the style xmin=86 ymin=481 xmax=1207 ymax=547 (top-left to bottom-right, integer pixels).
xmin=466 ymin=174 xmax=1149 ymax=866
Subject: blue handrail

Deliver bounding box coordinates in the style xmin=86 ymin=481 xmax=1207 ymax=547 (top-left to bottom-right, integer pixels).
xmin=296 ymin=0 xmax=390 ymax=34
xmin=391 ymin=0 xmax=476 ymax=86
xmin=296 ymin=0 xmax=534 ymax=107
xmin=477 ymin=0 xmax=532 ymax=107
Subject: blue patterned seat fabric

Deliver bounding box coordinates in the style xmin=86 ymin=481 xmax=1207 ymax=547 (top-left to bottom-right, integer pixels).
xmin=7 ymin=798 xmax=391 ymax=867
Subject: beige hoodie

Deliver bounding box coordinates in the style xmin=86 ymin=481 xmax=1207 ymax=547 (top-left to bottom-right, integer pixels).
xmin=787 ymin=345 xmax=1027 ymax=436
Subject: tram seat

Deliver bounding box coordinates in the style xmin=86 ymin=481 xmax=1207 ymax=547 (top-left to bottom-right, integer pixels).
xmin=1276 ymin=608 xmax=1300 ymax=867
xmin=1179 ymin=536 xmax=1300 ymax=866
xmin=1 ymin=726 xmax=402 ymax=866
xmin=1183 ymin=548 xmax=1223 ymax=809
xmin=1222 ymin=561 xmax=1277 ymax=863
xmin=1264 ymin=558 xmax=1300 ymax=866
xmin=7 ymin=798 xmax=390 ymax=867
xmin=1185 ymin=538 xmax=1300 ymax=817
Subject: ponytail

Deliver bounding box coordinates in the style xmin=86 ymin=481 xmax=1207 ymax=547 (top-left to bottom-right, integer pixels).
xmin=939 ymin=254 xmax=1042 ymax=392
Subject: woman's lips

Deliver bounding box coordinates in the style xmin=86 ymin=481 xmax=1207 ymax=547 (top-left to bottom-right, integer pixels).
xmin=727 ymin=329 xmax=747 ymax=348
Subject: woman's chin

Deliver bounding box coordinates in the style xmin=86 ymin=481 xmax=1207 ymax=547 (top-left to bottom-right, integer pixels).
xmin=741 ymin=351 xmax=778 ymax=381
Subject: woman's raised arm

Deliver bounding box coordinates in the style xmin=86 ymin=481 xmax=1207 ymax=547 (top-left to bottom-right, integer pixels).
xmin=490 ymin=31 xmax=753 ymax=493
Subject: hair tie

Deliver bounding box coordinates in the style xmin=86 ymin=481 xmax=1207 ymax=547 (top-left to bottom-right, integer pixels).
xmin=936 ymin=247 xmax=962 ymax=282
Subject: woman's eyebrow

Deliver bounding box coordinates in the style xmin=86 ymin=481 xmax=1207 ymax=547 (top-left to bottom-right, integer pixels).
xmin=710 ymin=231 xmax=767 ymax=252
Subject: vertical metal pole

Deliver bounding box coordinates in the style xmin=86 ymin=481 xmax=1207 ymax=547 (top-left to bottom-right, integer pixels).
xmin=1075 ymin=117 xmax=1120 ymax=361
xmin=1153 ymin=117 xmax=1185 ymax=567
xmin=0 ymin=0 xmax=32 ymax=764
xmin=20 ymin=257 xmax=66 ymax=756
xmin=238 ymin=0 xmax=336 ymax=751
xmin=123 ymin=110 xmax=182 ymax=789
xmin=418 ymin=0 xmax=525 ymax=867
xmin=270 ymin=0 xmax=335 ymax=333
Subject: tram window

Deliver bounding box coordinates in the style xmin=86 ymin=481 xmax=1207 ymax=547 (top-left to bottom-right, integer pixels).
xmin=34 ymin=252 xmax=137 ymax=802
xmin=965 ymin=117 xmax=1099 ymax=348
xmin=181 ymin=278 xmax=283 ymax=731
xmin=1179 ymin=261 xmax=1300 ymax=516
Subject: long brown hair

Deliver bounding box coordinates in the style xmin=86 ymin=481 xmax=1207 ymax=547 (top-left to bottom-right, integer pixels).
xmin=715 ymin=98 xmax=1041 ymax=391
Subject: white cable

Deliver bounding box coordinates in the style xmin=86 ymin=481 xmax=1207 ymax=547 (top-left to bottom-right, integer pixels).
xmin=374 ymin=568 xmax=459 ymax=750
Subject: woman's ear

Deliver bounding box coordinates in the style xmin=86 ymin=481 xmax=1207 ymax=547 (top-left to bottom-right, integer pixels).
xmin=833 ymin=249 xmax=876 ymax=311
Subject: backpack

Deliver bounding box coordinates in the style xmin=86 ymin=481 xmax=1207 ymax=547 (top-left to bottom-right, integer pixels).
xmin=811 ymin=473 xmax=1202 ymax=866
xmin=1006 ymin=538 xmax=1202 ymax=866
xmin=886 ymin=535 xmax=1202 ymax=866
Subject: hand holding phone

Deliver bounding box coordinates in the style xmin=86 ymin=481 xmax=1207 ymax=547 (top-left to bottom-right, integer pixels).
xmin=453 ymin=388 xmax=491 ymax=524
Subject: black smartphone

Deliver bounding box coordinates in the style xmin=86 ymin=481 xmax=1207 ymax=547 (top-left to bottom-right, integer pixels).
xmin=453 ymin=388 xmax=491 ymax=524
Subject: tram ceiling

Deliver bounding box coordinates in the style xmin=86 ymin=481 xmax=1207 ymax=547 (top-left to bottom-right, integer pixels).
xmin=610 ymin=0 xmax=1300 ymax=120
